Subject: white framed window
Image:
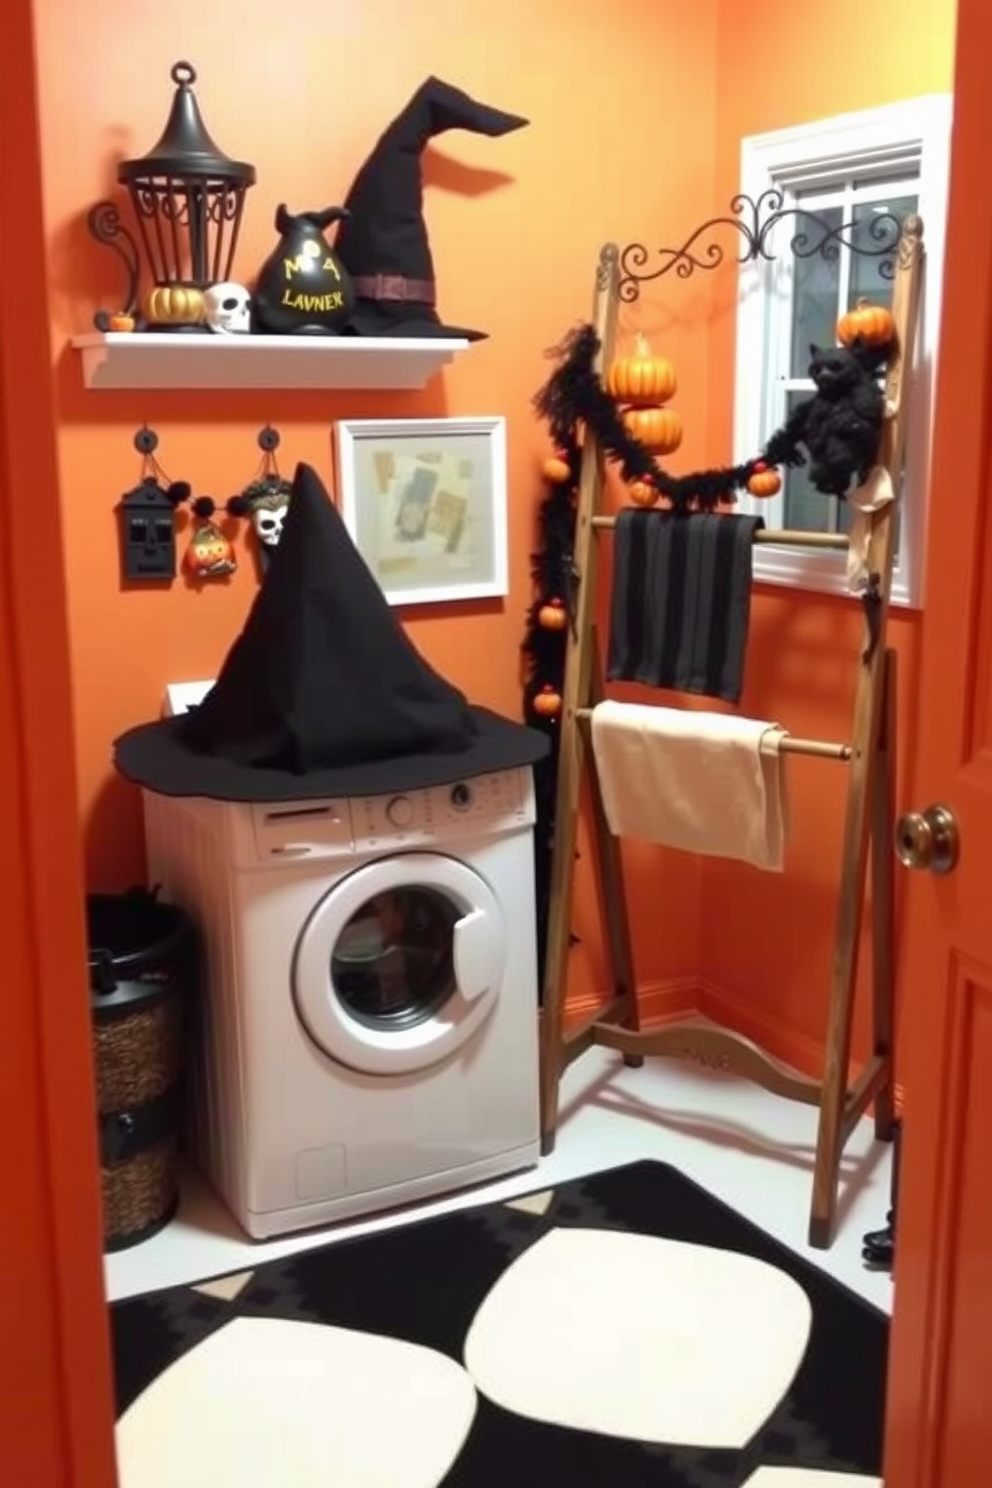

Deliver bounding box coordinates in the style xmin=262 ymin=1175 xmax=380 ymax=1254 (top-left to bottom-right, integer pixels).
xmin=733 ymin=95 xmax=952 ymax=609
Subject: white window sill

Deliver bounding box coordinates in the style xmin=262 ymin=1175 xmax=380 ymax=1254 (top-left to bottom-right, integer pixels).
xmin=751 ymin=549 xmax=920 ymax=611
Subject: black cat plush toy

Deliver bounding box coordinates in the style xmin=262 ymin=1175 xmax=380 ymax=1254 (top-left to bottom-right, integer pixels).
xmin=795 ymin=339 xmax=892 ymax=498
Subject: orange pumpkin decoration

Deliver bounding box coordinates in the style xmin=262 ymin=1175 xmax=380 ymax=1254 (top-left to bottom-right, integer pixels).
xmin=532 ymin=685 xmax=562 ymax=718
xmin=542 ymin=453 xmax=571 ymax=483
xmin=629 ymin=479 xmax=660 ymax=507
xmin=184 ymin=522 xmax=236 ymax=579
xmin=144 ymin=284 xmax=206 ymax=327
xmin=746 ymin=462 xmax=782 ymax=498
xmin=606 ymin=333 xmax=677 ymax=407
xmin=837 ymin=298 xmax=896 ymax=349
xmin=622 ymin=405 xmax=683 ymax=454
xmin=538 ymin=598 xmax=568 ymax=630
xmin=107 ymin=311 xmax=136 ymax=333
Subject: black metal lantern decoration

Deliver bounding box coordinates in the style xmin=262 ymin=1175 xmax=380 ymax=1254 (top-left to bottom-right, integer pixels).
xmin=88 ymin=61 xmax=256 ymax=333
xmin=116 ymin=427 xmax=191 ymax=582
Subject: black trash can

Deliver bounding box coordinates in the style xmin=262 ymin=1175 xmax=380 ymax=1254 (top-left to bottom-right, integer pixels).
xmin=87 ymin=887 xmax=197 ymax=1252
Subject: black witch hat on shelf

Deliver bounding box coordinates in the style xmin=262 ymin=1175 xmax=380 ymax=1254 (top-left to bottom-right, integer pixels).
xmin=114 ymin=464 xmax=548 ymax=802
xmin=335 ymin=76 xmax=528 ymax=342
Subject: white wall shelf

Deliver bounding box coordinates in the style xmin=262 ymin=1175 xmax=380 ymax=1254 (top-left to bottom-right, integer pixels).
xmin=71 ymin=332 xmax=470 ymax=392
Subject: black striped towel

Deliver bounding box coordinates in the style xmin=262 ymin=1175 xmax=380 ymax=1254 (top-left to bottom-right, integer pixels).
xmin=606 ymin=510 xmax=764 ymax=705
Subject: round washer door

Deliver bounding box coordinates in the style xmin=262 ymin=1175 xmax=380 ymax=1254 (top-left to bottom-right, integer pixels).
xmin=293 ymin=852 xmax=507 ymax=1076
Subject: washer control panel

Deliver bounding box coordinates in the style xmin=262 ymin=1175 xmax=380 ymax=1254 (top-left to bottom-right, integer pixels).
xmin=248 ymin=768 xmax=535 ymax=862
xmin=250 ymin=798 xmax=355 ymax=862
xmin=354 ymin=770 xmax=532 ymax=853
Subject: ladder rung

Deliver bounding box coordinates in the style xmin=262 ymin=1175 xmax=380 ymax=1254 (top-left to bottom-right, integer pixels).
xmin=590 ymin=515 xmax=850 ymax=549
xmin=574 ymin=708 xmax=851 ymax=760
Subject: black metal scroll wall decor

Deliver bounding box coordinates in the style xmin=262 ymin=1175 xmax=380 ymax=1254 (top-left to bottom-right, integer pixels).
xmin=522 ymin=190 xmax=914 ymax=974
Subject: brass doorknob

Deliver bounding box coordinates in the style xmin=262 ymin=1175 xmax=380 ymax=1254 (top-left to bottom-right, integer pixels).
xmin=893 ymin=803 xmax=960 ymax=874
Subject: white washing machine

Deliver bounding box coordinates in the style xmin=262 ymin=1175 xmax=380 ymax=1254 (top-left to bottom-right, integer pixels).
xmin=142 ymin=767 xmax=541 ymax=1240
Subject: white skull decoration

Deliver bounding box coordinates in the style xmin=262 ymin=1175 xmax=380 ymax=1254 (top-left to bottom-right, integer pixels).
xmin=251 ymin=497 xmax=289 ymax=548
xmin=204 ymin=282 xmax=252 ymax=334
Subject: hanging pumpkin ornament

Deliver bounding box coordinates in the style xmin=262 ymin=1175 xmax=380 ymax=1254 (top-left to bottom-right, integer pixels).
xmin=542 ymin=452 xmax=572 ymax=484
xmin=184 ymin=497 xmax=237 ymax=580
xmin=746 ymin=461 xmax=782 ymax=498
xmin=606 ymin=333 xmax=677 ymax=406
xmin=532 ymin=684 xmax=562 ymax=718
xmin=538 ymin=597 xmax=568 ymax=630
xmin=622 ymin=405 xmax=683 ymax=454
xmin=837 ymin=297 xmax=896 ymax=350
xmin=628 ymin=478 xmax=660 ymax=508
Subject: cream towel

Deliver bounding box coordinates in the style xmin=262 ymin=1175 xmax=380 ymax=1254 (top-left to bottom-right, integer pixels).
xmin=590 ymin=700 xmax=790 ymax=871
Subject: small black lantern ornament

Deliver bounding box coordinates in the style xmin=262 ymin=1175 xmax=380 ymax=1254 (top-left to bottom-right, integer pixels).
xmin=117 ymin=428 xmax=190 ymax=583
xmin=252 ymin=204 xmax=355 ymax=335
xmin=88 ymin=61 xmax=256 ymax=333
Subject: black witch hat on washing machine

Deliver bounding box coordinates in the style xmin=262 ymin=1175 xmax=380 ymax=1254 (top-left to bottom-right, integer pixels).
xmin=113 ymin=463 xmax=548 ymax=802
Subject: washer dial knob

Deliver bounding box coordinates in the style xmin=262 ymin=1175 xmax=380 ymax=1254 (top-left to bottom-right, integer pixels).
xmin=385 ymin=794 xmax=415 ymax=828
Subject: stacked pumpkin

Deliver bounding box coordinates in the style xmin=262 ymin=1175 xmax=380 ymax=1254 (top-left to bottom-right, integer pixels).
xmin=603 ymin=335 xmax=681 ymax=507
xmin=837 ymin=296 xmax=895 ymax=351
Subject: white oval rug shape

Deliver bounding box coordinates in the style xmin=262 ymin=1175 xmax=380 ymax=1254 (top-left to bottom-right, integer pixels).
xmin=116 ymin=1315 xmax=477 ymax=1488
xmin=463 ymin=1226 xmax=813 ymax=1448
xmin=744 ymin=1471 xmax=881 ymax=1487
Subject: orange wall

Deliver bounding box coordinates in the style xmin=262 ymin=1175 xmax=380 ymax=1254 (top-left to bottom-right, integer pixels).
xmin=700 ymin=0 xmax=958 ymax=1072
xmin=33 ymin=0 xmax=719 ymax=1006
xmin=34 ymin=0 xmax=958 ymax=1043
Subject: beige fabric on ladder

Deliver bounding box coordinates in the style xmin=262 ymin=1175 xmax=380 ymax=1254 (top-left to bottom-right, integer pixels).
xmin=590 ymin=700 xmax=790 ymax=871
xmin=846 ymin=464 xmax=895 ymax=593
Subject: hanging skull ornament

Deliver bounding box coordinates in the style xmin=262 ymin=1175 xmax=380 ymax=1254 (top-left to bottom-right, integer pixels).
xmin=227 ymin=464 xmax=293 ymax=577
xmin=251 ymin=491 xmax=289 ymax=548
xmin=204 ymin=282 xmax=252 ymax=334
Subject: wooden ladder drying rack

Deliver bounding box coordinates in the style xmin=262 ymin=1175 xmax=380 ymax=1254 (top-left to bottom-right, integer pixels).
xmin=538 ymin=215 xmax=924 ymax=1249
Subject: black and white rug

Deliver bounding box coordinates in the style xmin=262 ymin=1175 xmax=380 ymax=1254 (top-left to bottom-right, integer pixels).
xmin=110 ymin=1160 xmax=887 ymax=1486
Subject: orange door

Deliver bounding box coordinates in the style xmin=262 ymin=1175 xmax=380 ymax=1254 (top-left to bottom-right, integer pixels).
xmin=883 ymin=0 xmax=992 ymax=1481
xmin=0 ymin=0 xmax=118 ymax=1484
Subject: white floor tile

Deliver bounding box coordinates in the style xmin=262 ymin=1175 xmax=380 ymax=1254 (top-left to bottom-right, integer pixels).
xmin=463 ymin=1226 xmax=813 ymax=1447
xmin=104 ymin=1047 xmax=895 ymax=1315
xmin=115 ymin=1316 xmax=476 ymax=1488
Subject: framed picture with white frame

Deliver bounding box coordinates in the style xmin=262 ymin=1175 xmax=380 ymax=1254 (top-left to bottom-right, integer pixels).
xmin=333 ymin=417 xmax=509 ymax=607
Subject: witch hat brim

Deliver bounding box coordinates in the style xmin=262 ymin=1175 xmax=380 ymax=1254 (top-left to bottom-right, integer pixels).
xmin=114 ymin=704 xmax=548 ymax=802
xmin=335 ymin=76 xmax=528 ymax=341
xmin=114 ymin=463 xmax=548 ymax=802
xmin=344 ymin=307 xmax=488 ymax=343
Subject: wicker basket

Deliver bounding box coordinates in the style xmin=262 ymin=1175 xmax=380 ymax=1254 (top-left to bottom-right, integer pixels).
xmin=88 ymin=889 xmax=196 ymax=1252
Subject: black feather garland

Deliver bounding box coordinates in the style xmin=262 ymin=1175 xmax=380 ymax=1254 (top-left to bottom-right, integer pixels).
xmin=533 ymin=323 xmax=810 ymax=513
xmin=521 ymin=319 xmax=894 ymax=978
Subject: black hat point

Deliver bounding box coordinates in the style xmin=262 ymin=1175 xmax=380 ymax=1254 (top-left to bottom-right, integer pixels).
xmin=114 ymin=462 xmax=548 ymax=802
xmin=335 ymin=76 xmax=528 ymax=342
